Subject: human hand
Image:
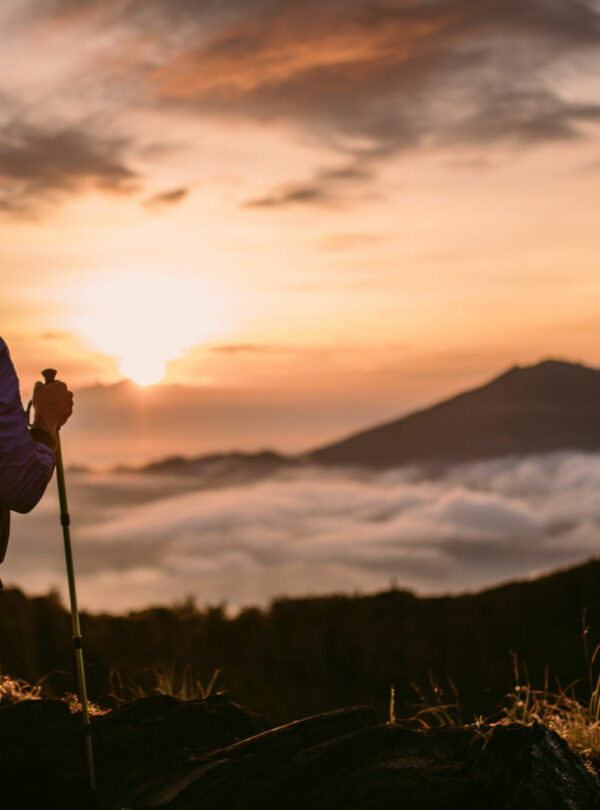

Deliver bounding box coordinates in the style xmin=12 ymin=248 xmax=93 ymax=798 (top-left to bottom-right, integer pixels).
xmin=31 ymin=379 xmax=74 ymax=438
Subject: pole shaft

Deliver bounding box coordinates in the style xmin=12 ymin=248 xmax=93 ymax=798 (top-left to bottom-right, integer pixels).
xmin=55 ymin=435 xmax=97 ymax=792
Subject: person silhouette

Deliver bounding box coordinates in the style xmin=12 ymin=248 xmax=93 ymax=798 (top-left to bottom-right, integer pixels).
xmin=0 ymin=338 xmax=73 ymax=572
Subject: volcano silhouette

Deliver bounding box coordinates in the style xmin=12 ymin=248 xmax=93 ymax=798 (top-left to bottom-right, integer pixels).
xmin=310 ymin=360 xmax=600 ymax=467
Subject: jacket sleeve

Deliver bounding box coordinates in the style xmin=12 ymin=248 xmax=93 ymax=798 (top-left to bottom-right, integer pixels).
xmin=0 ymin=339 xmax=55 ymax=513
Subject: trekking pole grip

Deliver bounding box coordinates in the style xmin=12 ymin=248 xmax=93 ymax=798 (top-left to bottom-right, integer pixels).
xmin=26 ymin=368 xmax=59 ymax=427
xmin=42 ymin=368 xmax=57 ymax=384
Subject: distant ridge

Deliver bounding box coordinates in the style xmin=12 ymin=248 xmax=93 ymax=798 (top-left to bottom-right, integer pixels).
xmin=109 ymin=449 xmax=297 ymax=489
xmin=310 ymin=359 xmax=600 ymax=467
xmin=123 ymin=450 xmax=294 ymax=476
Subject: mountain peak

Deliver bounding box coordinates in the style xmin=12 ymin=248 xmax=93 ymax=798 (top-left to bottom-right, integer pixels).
xmin=528 ymin=358 xmax=590 ymax=372
xmin=311 ymin=358 xmax=600 ymax=467
xmin=494 ymin=358 xmax=590 ymax=379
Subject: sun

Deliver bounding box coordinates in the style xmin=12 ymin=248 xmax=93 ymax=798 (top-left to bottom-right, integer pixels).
xmin=70 ymin=271 xmax=232 ymax=385
xmin=120 ymin=356 xmax=166 ymax=387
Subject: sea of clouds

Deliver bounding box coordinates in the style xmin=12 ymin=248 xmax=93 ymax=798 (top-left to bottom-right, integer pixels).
xmin=6 ymin=452 xmax=600 ymax=613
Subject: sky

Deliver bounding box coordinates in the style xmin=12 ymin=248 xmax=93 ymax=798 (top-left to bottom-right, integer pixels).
xmin=2 ymin=1 xmax=600 ymax=610
xmin=1 ymin=0 xmax=600 ymax=457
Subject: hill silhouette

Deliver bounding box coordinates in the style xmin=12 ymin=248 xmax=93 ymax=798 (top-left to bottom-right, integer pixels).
xmin=310 ymin=359 xmax=600 ymax=467
xmin=2 ymin=558 xmax=600 ymax=726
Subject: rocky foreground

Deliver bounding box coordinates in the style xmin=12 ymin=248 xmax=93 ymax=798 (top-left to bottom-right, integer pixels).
xmin=0 ymin=695 xmax=597 ymax=809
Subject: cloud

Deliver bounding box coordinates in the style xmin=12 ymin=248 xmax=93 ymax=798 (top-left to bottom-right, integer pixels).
xmin=0 ymin=122 xmax=138 ymax=215
xmin=431 ymin=487 xmax=539 ymax=537
xmin=245 ymin=185 xmax=327 ymax=209
xmin=7 ymin=451 xmax=600 ymax=612
xmin=142 ymin=186 xmax=189 ymax=211
xmin=148 ymin=0 xmax=600 ymax=158
xmin=8 ymin=0 xmax=600 ymax=216
xmin=244 ymin=161 xmax=374 ymax=208
xmin=449 ymin=88 xmax=600 ymax=146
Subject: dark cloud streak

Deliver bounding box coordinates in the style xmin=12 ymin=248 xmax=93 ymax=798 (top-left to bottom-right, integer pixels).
xmin=0 ymin=122 xmax=138 ymax=216
xmin=142 ymin=186 xmax=189 ymax=211
xmin=244 ymin=185 xmax=329 ymax=209
xmin=244 ymin=160 xmax=375 ymax=208
xmin=148 ymin=0 xmax=600 ymax=159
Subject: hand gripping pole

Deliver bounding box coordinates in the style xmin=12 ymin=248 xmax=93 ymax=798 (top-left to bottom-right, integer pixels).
xmin=41 ymin=369 xmax=97 ymax=794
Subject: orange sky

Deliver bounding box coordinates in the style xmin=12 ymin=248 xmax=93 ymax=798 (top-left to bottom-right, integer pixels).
xmin=2 ymin=0 xmax=600 ymax=458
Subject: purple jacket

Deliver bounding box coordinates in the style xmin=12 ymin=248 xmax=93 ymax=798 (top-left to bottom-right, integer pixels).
xmin=0 ymin=338 xmax=55 ymax=562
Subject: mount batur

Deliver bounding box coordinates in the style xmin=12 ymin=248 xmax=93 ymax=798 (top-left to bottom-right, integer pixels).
xmin=122 ymin=359 xmax=600 ymax=476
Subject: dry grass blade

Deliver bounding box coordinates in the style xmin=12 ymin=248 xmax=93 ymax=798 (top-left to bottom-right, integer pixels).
xmin=109 ymin=664 xmax=223 ymax=703
xmin=0 ymin=670 xmax=42 ymax=704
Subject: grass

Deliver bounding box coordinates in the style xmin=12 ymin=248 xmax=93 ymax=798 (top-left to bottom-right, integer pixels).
xmin=0 ymin=670 xmax=42 ymax=704
xmin=388 ymin=611 xmax=600 ymax=766
xmin=109 ymin=664 xmax=223 ymax=705
xmin=152 ymin=664 xmax=222 ymax=701
xmin=388 ymin=669 xmax=465 ymax=728
xmin=0 ymin=668 xmax=108 ymax=715
xmin=1 ymin=663 xmax=222 ymax=716
xmin=500 ymin=613 xmax=600 ymax=763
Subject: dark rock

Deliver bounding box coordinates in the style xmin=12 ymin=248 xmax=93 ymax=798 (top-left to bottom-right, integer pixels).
xmin=94 ymin=694 xmax=269 ymax=808
xmin=149 ymin=717 xmax=599 ymax=810
xmin=0 ymin=698 xmax=597 ymax=810
xmin=480 ymin=721 xmax=598 ymax=810
xmin=0 ymin=695 xmax=268 ymax=810
xmin=135 ymin=705 xmax=377 ymax=808
xmin=0 ymin=697 xmax=84 ymax=808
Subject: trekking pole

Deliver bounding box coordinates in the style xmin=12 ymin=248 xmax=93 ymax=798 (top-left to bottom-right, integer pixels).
xmin=41 ymin=368 xmax=97 ymax=794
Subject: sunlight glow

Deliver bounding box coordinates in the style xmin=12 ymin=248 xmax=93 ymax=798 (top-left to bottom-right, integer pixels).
xmin=70 ymin=271 xmax=233 ymax=385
